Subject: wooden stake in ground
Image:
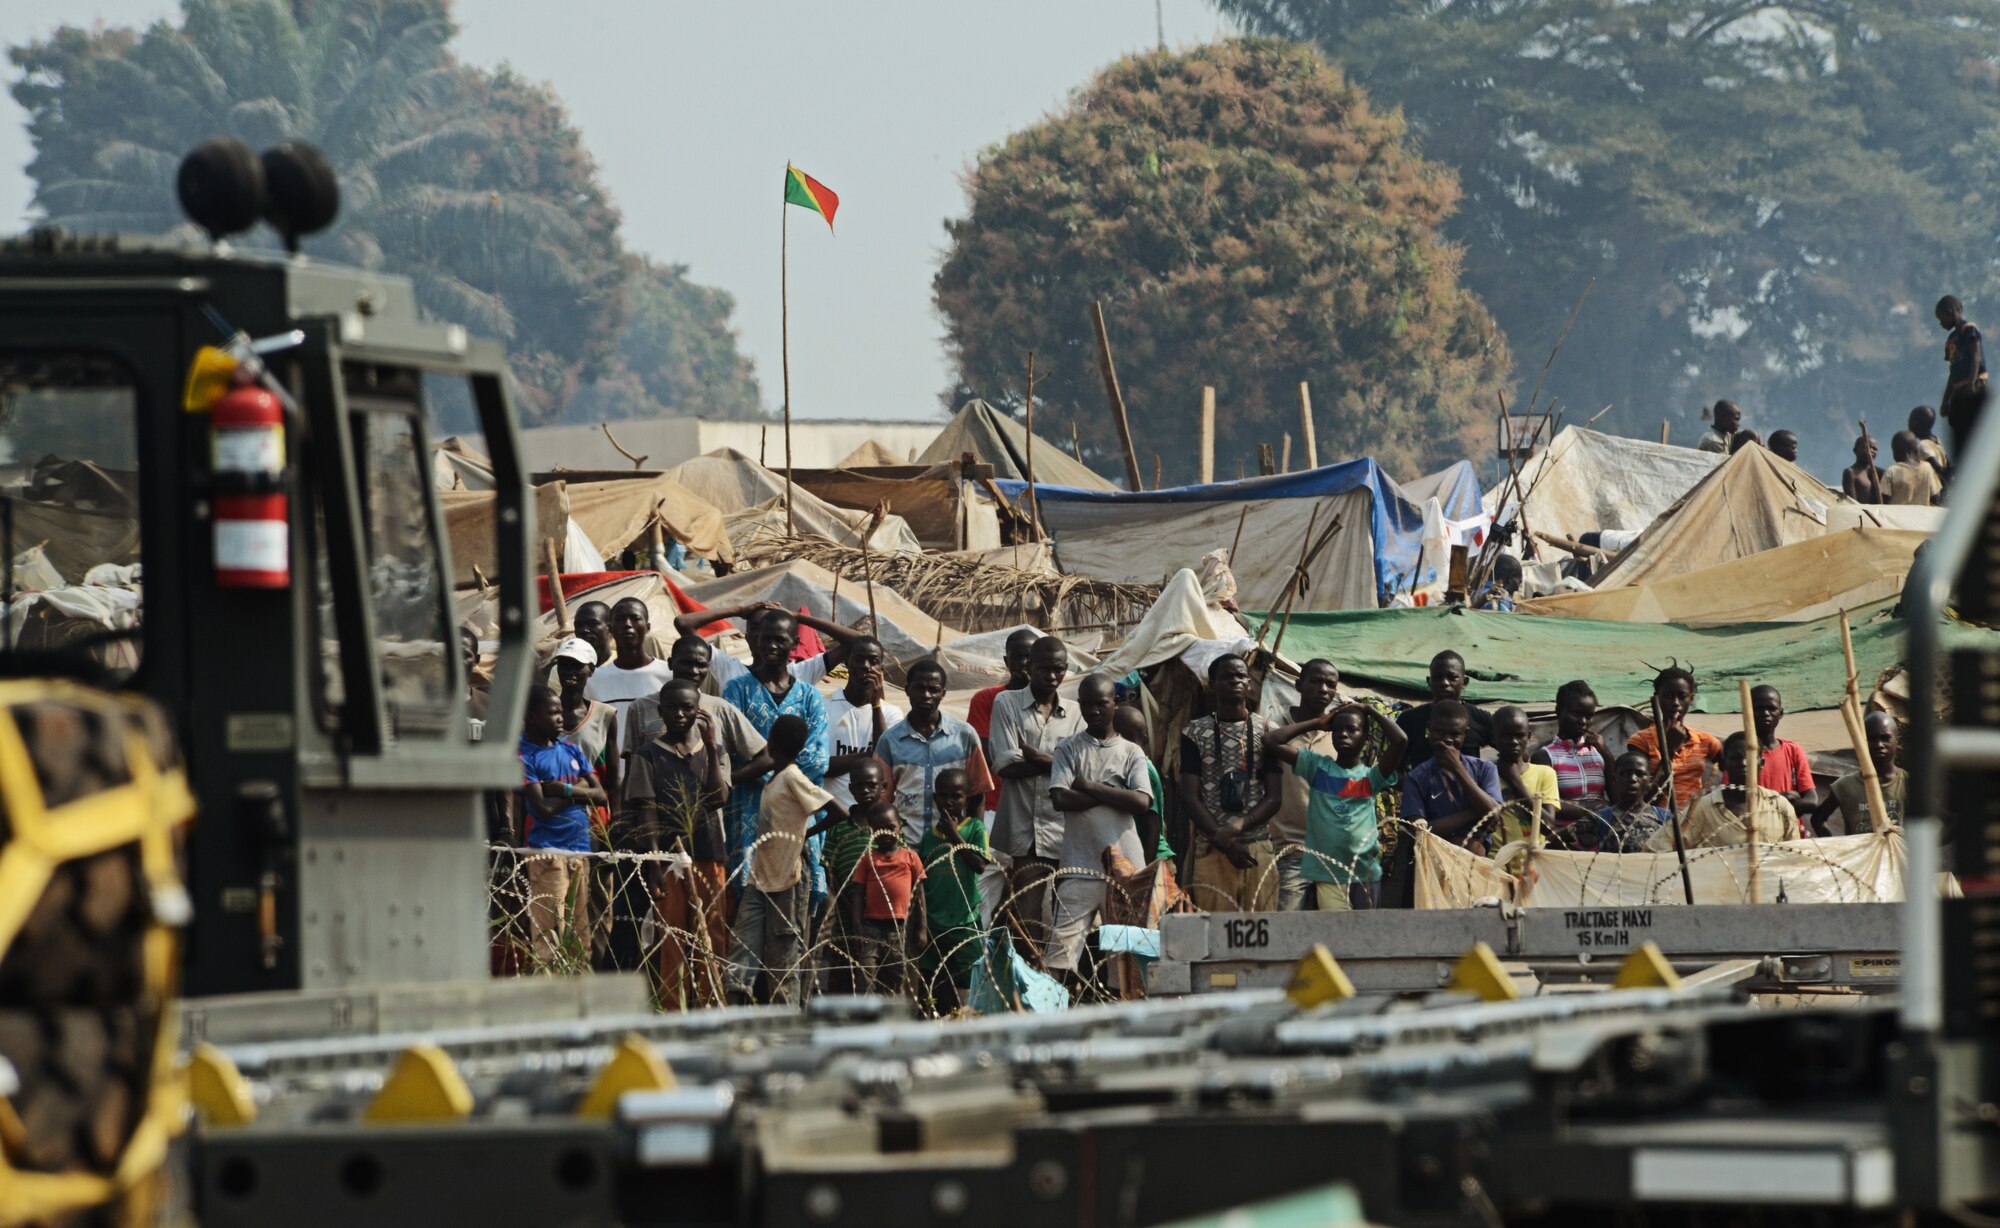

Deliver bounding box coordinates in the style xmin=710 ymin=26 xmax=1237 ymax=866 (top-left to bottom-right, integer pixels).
xmin=1268 ymin=512 xmax=1344 ymax=660
xmin=779 ymin=182 xmax=794 ymax=535
xmin=1298 ymin=382 xmax=1318 ymax=469
xmin=1839 ymin=609 xmax=1893 ymax=831
xmin=1070 ymin=422 xmax=1085 ymax=466
xmin=1652 ymin=692 xmax=1696 ymax=905
xmin=1739 ymin=678 xmax=1762 ymax=901
xmin=1280 ymin=432 xmax=1293 ymax=473
xmin=1088 ymin=300 xmax=1145 ymax=491
xmin=1258 ymin=443 xmax=1276 ymax=476
xmin=1199 ymin=386 xmax=1216 ymax=485
xmin=1023 ymin=350 xmax=1042 ymax=539
xmin=542 ymin=536 xmax=569 ymax=632
xmin=1660 ymin=419 xmax=1670 ymax=445
xmin=1228 ymin=504 xmax=1249 ymax=565
xmin=1153 ymin=453 xmax=1163 ymax=491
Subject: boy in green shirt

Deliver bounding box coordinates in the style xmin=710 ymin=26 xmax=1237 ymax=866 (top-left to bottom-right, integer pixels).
xmin=822 ymin=757 xmax=891 ymax=993
xmin=1268 ymin=702 xmax=1407 ymax=910
xmin=917 ymin=766 xmax=990 ymax=1014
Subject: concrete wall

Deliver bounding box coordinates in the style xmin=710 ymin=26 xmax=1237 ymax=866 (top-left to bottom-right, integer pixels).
xmin=474 ymin=418 xmax=943 ymax=474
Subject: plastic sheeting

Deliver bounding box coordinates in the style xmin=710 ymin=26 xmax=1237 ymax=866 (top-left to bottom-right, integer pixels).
xmin=1411 ymin=825 xmax=1903 ymax=907
xmin=1092 ymin=568 xmax=1256 ymax=679
xmin=1484 ymin=427 xmax=1722 ymax=546
xmin=919 ymin=398 xmax=1114 ymax=491
xmin=1254 ymin=598 xmax=2000 ymax=714
xmin=998 ymin=457 xmax=1485 ymax=610
xmin=665 ymin=449 xmax=922 ymax=555
xmin=1519 ymin=527 xmax=1927 ymax=626
xmin=1591 ymin=444 xmax=1942 ymax=590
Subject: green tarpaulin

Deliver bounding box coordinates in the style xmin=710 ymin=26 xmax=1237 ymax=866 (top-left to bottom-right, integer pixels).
xmin=1251 ymin=600 xmax=1995 ymax=713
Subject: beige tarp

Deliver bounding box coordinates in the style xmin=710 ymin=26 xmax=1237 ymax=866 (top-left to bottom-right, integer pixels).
xmin=836 ymin=439 xmax=910 ymax=468
xmin=1411 ymin=825 xmax=1903 ymax=908
xmin=680 ymin=557 xmax=962 ymax=668
xmin=1484 ymin=427 xmax=1721 ymax=545
xmin=433 ymin=437 xmax=496 ymax=491
xmin=0 ymin=498 xmax=141 ymax=587
xmin=794 ymin=466 xmax=999 ymax=551
xmin=1039 ymin=488 xmax=1379 ymax=611
xmin=918 ymin=398 xmax=1116 ymax=491
xmin=1519 ymin=526 xmax=1927 ymax=625
xmin=560 ymin=475 xmax=733 ymax=565
xmin=1590 ymin=444 xmax=1942 ymax=590
xmin=441 ymin=483 xmax=567 ymax=588
xmin=665 ymin=448 xmax=922 ymax=555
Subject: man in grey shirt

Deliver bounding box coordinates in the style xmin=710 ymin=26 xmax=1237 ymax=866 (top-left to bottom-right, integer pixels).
xmin=1047 ymin=674 xmax=1153 ymax=978
xmin=988 ymin=636 xmax=1081 ymax=963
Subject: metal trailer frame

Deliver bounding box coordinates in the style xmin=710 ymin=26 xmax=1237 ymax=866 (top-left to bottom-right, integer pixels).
xmin=1152 ymin=902 xmax=1904 ymax=996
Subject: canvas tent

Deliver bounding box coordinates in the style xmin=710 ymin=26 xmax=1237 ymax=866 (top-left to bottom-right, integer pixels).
xmin=998 ymin=458 xmax=1485 ymax=611
xmin=440 ymin=476 xmax=730 ymax=588
xmin=1482 ymin=427 xmax=1721 ymax=546
xmin=792 ymin=463 xmax=1002 ymax=551
xmin=1519 ymin=526 xmax=1927 ymax=625
xmin=680 ymin=558 xmax=961 ymax=668
xmin=665 ymin=448 xmax=922 ymax=556
xmin=836 ymin=439 xmax=910 ymax=468
xmin=918 ymin=399 xmax=1115 ymax=492
xmin=1589 ymin=443 xmax=1942 ymax=590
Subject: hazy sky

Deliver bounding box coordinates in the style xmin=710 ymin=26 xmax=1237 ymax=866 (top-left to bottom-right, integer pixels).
xmin=1 ymin=1 xmax=1236 ymax=423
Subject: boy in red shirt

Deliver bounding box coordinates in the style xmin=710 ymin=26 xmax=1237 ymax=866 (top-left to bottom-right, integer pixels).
xmin=845 ymin=802 xmax=928 ymax=995
xmin=1750 ymin=684 xmax=1816 ymax=824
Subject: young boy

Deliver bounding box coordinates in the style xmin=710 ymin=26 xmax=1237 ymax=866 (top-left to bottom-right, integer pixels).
xmin=1047 ymin=674 xmax=1155 ymax=979
xmin=622 ymin=678 xmax=730 ymax=1007
xmin=1490 ymin=706 xmax=1597 ymax=857
xmin=1810 ymin=710 xmax=1906 ymax=836
xmin=1842 ymin=435 xmax=1883 ymax=504
xmin=729 ymin=714 xmax=845 ymax=1005
xmin=1399 ymin=699 xmax=1504 ymax=852
xmin=823 ymin=757 xmax=891 ymax=993
xmin=917 ymin=767 xmax=990 ymax=1013
xmin=1750 ymin=684 xmax=1816 ymax=814
xmin=1648 ymin=732 xmax=1797 ymax=851
xmin=517 ymin=685 xmax=607 ymax=969
xmin=1267 ymin=701 xmax=1406 ymax=910
xmin=1594 ymin=752 xmax=1672 ymax=852
xmin=1883 ymin=430 xmax=1943 ymax=506
xmin=846 ymin=802 xmax=928 ymax=995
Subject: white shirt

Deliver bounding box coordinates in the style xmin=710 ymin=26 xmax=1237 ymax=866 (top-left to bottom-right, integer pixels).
xmin=822 ymin=689 xmax=906 ymax=810
xmin=1049 ymin=731 xmax=1152 ymax=872
xmin=583 ymin=657 xmax=673 ymax=748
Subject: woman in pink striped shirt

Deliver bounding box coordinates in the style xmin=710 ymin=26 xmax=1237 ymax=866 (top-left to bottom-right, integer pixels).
xmin=1533 ymin=680 xmax=1608 ymax=818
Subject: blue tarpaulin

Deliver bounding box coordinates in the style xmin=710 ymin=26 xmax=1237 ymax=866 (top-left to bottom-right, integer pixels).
xmin=997 ymin=459 xmax=1483 ymax=607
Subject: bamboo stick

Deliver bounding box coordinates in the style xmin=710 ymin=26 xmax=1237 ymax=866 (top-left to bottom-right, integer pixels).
xmin=1298 ymin=382 xmax=1318 ymax=469
xmin=1839 ymin=610 xmax=1893 ymax=832
xmin=1089 ymin=300 xmax=1144 ymax=491
xmin=1739 ymin=679 xmax=1762 ymax=901
xmin=1280 ymin=432 xmax=1292 ymax=474
xmin=543 ymin=536 xmax=569 ymax=631
xmin=1023 ymin=350 xmax=1041 ymax=539
xmin=1199 ymin=387 xmax=1215 ymax=485
xmin=1652 ymin=692 xmax=1696 ymax=905
xmin=1228 ymin=504 xmax=1249 ymax=564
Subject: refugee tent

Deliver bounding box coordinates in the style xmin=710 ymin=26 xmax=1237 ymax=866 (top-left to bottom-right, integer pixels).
xmin=1519 ymin=527 xmax=1927 ymax=625
xmin=1000 ymin=457 xmax=1485 ymax=611
xmin=561 ymin=474 xmax=732 ymax=566
xmin=836 ymin=438 xmax=910 ymax=468
xmin=791 ymin=462 xmax=1002 ymax=552
xmin=680 ymin=557 xmax=961 ymax=668
xmin=917 ymin=399 xmax=1115 ymax=492
xmin=665 ymin=448 xmax=922 ymax=556
xmin=1589 ymin=443 xmax=1942 ymax=590
xmin=1259 ymin=598 xmax=2000 ymax=713
xmin=1482 ymin=427 xmax=1722 ymax=546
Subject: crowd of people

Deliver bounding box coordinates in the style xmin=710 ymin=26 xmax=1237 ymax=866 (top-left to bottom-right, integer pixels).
xmin=499 ymin=592 xmax=1909 ymax=1009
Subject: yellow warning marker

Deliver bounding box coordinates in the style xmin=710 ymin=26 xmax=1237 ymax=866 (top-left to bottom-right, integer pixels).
xmin=1447 ymin=942 xmax=1520 ymax=1002
xmin=186 ymin=1044 xmax=257 ymax=1128
xmin=364 ymin=1043 xmax=474 ymax=1124
xmin=577 ymin=1034 xmax=676 ymax=1120
xmin=1285 ymin=944 xmax=1357 ymax=1009
xmin=181 ymin=345 xmax=239 ymax=411
xmin=1612 ymin=941 xmax=1684 ymax=991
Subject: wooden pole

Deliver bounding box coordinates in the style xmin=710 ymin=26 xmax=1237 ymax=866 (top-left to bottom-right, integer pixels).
xmin=861 ymin=500 xmax=886 ymax=633
xmin=543 ymin=536 xmax=569 ymax=632
xmin=1660 ymin=419 xmax=1670 ymax=445
xmin=1023 ymin=350 xmax=1041 ymax=538
xmin=1298 ymin=382 xmax=1318 ymax=469
xmin=1228 ymin=504 xmax=1249 ymax=564
xmin=1088 ymin=300 xmax=1145 ymax=491
xmin=1237 ymin=457 xmax=1246 ymax=481
xmin=1070 ymin=422 xmax=1085 ymax=466
xmin=1839 ymin=610 xmax=1893 ymax=832
xmin=1258 ymin=443 xmax=1276 ymax=476
xmin=780 ymin=174 xmax=796 ymax=537
xmin=1280 ymin=432 xmax=1292 ymax=474
xmin=1153 ymin=453 xmax=1163 ymax=491
xmin=1652 ymin=692 xmax=1696 ymax=905
xmin=1199 ymin=386 xmax=1216 ymax=485
xmin=1255 ymin=503 xmax=1322 ymax=646
xmin=1739 ymin=678 xmax=1762 ymax=901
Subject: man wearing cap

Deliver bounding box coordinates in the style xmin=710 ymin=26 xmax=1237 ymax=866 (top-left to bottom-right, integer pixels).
xmin=552 ymin=636 xmax=620 ymax=815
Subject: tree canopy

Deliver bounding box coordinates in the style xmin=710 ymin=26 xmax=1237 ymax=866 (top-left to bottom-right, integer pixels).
xmin=9 ymin=0 xmax=763 ymax=425
xmin=1218 ymin=0 xmax=2000 ymax=473
xmin=933 ymin=38 xmax=1510 ymax=485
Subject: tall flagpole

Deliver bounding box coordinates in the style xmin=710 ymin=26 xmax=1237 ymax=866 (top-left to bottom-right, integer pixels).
xmin=781 ymin=164 xmax=796 ymax=537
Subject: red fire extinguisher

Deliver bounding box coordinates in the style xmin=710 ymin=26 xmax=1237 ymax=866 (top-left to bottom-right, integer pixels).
xmin=210 ymin=378 xmax=289 ymax=588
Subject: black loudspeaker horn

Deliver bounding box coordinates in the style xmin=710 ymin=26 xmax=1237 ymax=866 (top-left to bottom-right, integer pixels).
xmin=260 ymin=141 xmax=340 ymax=253
xmin=177 ymin=138 xmax=266 ymax=242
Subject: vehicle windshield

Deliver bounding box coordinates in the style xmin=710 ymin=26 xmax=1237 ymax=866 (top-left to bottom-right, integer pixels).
xmin=0 ymin=350 xmax=142 ymax=681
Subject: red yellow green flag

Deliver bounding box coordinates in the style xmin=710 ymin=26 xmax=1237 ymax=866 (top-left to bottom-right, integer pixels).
xmin=784 ymin=164 xmax=839 ymax=232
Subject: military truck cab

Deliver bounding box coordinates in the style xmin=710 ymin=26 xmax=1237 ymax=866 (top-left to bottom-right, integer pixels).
xmin=0 ymin=222 xmax=533 ymax=997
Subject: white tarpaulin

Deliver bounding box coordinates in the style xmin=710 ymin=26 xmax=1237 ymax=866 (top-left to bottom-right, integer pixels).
xmin=1092 ymin=567 xmax=1258 ymax=679
xmin=1411 ymin=825 xmax=1904 ymax=908
xmin=1485 ymin=427 xmax=1722 ymax=546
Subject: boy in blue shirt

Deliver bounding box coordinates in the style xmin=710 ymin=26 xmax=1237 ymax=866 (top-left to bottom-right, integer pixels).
xmin=518 ymin=684 xmax=607 ymax=968
xmin=1268 ymin=701 xmax=1407 ymax=910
